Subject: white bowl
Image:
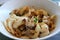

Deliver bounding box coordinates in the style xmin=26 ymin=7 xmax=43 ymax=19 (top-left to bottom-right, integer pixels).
xmin=0 ymin=0 xmax=60 ymax=40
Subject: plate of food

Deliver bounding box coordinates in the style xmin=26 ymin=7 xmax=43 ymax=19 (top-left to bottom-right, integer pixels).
xmin=0 ymin=0 xmax=60 ymax=40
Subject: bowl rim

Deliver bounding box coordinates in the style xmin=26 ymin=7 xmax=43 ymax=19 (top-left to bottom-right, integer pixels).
xmin=0 ymin=0 xmax=60 ymax=40
xmin=0 ymin=27 xmax=60 ymax=40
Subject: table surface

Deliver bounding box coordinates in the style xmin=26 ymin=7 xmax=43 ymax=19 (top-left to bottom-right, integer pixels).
xmin=0 ymin=0 xmax=60 ymax=40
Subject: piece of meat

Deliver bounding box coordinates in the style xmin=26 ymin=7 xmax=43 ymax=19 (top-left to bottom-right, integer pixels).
xmin=39 ymin=22 xmax=49 ymax=37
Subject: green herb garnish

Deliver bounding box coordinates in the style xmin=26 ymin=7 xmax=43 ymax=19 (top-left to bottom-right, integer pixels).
xmin=34 ymin=17 xmax=38 ymax=23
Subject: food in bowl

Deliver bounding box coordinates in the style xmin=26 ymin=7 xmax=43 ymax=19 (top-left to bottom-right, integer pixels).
xmin=4 ymin=6 xmax=56 ymax=39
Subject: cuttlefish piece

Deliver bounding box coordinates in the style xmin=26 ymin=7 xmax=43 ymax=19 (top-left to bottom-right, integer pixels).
xmin=40 ymin=22 xmax=49 ymax=37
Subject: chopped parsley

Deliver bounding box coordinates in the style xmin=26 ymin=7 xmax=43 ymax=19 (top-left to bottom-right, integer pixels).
xmin=34 ymin=17 xmax=38 ymax=23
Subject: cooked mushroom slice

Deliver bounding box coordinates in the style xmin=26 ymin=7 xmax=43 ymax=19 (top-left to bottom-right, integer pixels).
xmin=32 ymin=23 xmax=41 ymax=38
xmin=42 ymin=16 xmax=49 ymax=23
xmin=26 ymin=16 xmax=35 ymax=28
xmin=13 ymin=17 xmax=28 ymax=29
xmin=6 ymin=18 xmax=15 ymax=34
xmin=4 ymin=21 xmax=11 ymax=33
xmin=50 ymin=15 xmax=56 ymax=23
xmin=20 ymin=6 xmax=29 ymax=16
xmin=40 ymin=22 xmax=49 ymax=37
xmin=40 ymin=9 xmax=48 ymax=16
xmin=21 ymin=36 xmax=29 ymax=39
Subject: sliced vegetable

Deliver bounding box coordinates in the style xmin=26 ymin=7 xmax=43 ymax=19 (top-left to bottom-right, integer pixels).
xmin=34 ymin=17 xmax=38 ymax=23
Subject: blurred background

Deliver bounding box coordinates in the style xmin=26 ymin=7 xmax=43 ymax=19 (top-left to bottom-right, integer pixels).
xmin=0 ymin=0 xmax=60 ymax=40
